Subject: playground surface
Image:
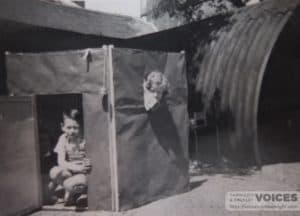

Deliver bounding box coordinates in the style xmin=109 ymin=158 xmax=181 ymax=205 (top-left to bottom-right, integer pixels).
xmin=31 ymin=162 xmax=300 ymax=216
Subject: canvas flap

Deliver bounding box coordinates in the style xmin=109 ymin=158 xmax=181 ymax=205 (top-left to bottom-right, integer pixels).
xmin=0 ymin=97 xmax=41 ymax=216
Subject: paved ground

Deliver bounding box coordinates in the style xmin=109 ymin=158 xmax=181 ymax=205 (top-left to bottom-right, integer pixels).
xmin=31 ymin=162 xmax=300 ymax=216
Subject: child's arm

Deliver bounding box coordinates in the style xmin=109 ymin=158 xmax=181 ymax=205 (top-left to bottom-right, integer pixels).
xmin=54 ymin=136 xmax=86 ymax=173
xmin=57 ymin=150 xmax=86 ymax=173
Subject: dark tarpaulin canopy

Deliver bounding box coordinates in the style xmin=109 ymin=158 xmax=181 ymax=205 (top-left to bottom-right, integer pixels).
xmin=0 ymin=0 xmax=155 ymax=39
xmin=4 ymin=47 xmax=189 ymax=212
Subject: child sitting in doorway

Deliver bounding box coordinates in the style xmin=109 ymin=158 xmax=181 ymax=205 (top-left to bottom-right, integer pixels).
xmin=49 ymin=109 xmax=91 ymax=206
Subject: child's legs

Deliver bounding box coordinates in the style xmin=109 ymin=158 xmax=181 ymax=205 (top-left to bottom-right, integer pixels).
xmin=49 ymin=166 xmax=72 ymax=186
xmin=63 ymin=174 xmax=87 ymax=195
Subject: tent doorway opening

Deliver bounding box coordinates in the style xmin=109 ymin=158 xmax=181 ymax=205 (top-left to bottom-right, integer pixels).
xmin=258 ymin=9 xmax=300 ymax=165
xmin=36 ymin=94 xmax=88 ymax=210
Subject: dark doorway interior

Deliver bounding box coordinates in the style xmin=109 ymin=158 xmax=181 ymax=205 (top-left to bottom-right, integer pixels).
xmin=35 ymin=94 xmax=85 ymax=208
xmin=258 ymin=10 xmax=300 ymax=165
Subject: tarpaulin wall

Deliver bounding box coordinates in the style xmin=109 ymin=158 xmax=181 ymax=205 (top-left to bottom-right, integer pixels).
xmin=5 ymin=47 xmax=189 ymax=211
xmin=5 ymin=49 xmax=113 ymax=211
xmin=112 ymin=48 xmax=189 ymax=210
xmin=0 ymin=97 xmax=41 ymax=216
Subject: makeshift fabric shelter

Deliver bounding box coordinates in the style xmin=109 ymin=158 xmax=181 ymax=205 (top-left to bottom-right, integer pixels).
xmin=0 ymin=46 xmax=189 ymax=215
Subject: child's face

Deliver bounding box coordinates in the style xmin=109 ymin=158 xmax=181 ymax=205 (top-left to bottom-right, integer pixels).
xmin=61 ymin=118 xmax=80 ymax=139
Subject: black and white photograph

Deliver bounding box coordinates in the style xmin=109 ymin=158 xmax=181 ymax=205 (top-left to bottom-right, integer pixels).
xmin=0 ymin=0 xmax=300 ymax=215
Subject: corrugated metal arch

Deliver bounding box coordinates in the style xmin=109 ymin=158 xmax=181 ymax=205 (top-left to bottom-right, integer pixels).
xmin=195 ymin=0 xmax=300 ymax=167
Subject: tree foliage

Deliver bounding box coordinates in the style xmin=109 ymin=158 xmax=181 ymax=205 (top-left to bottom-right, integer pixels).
xmin=152 ymin=0 xmax=251 ymax=22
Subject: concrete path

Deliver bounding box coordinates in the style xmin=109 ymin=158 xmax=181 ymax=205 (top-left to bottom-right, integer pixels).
xmin=31 ymin=163 xmax=300 ymax=216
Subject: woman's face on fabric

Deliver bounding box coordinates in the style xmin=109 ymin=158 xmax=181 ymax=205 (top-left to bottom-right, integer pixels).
xmin=148 ymin=73 xmax=163 ymax=92
xmin=61 ymin=118 xmax=80 ymax=139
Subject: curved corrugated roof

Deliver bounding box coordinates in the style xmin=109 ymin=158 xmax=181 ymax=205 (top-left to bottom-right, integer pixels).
xmin=195 ymin=0 xmax=300 ymax=166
